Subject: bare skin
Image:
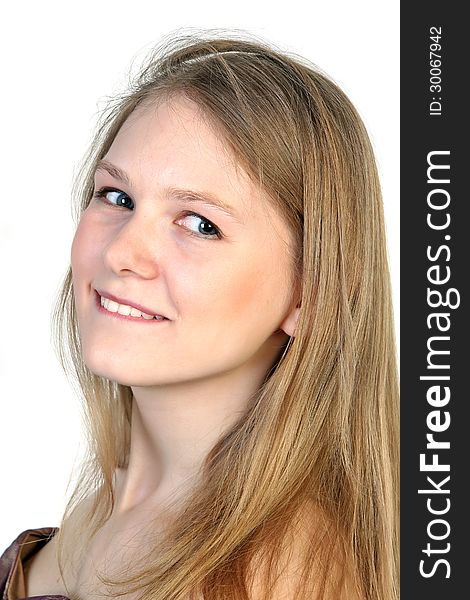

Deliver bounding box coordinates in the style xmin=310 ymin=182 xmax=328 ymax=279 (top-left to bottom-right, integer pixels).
xmin=24 ymin=493 xmax=175 ymax=599
xmin=24 ymin=497 xmax=363 ymax=600
xmin=24 ymin=95 xmax=300 ymax=598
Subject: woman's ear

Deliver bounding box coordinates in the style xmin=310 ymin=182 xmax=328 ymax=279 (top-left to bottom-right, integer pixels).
xmin=279 ymin=305 xmax=300 ymax=338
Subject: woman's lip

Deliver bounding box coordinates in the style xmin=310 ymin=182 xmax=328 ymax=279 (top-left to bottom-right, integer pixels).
xmin=94 ymin=289 xmax=168 ymax=320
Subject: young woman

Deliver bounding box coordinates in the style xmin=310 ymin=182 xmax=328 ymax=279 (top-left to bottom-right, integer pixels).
xmin=0 ymin=31 xmax=399 ymax=600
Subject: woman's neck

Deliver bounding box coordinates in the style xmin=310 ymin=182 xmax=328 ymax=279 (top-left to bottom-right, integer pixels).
xmin=113 ymin=347 xmax=280 ymax=514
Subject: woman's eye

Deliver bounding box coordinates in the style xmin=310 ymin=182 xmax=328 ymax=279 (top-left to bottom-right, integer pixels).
xmin=177 ymin=213 xmax=222 ymax=240
xmin=93 ymin=187 xmax=134 ymax=210
xmin=92 ymin=188 xmax=221 ymax=240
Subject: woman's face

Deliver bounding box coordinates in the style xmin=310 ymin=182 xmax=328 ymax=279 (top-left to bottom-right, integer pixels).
xmin=71 ymin=96 xmax=299 ymax=387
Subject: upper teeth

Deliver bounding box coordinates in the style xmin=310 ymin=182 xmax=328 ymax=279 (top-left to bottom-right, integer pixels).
xmin=100 ymin=296 xmax=164 ymax=320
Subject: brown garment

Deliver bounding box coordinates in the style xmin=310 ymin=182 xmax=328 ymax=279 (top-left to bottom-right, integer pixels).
xmin=0 ymin=528 xmax=69 ymax=600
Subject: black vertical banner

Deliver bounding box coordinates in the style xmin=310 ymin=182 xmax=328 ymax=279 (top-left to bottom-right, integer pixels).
xmin=401 ymin=3 xmax=468 ymax=598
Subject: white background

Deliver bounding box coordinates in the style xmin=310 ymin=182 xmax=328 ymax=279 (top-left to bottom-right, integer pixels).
xmin=0 ymin=0 xmax=399 ymax=551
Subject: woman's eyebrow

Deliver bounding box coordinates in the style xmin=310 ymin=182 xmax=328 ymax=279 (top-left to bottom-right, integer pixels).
xmin=96 ymin=159 xmax=132 ymax=187
xmin=168 ymin=188 xmax=242 ymax=221
xmin=95 ymin=159 xmax=241 ymax=221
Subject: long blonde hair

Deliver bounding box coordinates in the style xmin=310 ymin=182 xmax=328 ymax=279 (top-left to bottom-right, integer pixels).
xmin=52 ymin=30 xmax=399 ymax=600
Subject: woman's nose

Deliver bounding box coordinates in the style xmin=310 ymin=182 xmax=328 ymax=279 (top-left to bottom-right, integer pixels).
xmin=103 ymin=213 xmax=161 ymax=279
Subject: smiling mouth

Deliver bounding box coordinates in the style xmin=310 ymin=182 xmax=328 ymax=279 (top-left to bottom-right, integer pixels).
xmin=95 ymin=292 xmax=167 ymax=322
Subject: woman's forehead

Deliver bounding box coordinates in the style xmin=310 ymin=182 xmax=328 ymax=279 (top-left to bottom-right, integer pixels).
xmin=123 ymin=96 xmax=242 ymax=171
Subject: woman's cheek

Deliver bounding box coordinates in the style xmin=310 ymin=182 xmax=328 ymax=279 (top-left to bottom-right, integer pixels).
xmin=71 ymin=215 xmax=102 ymax=280
xmin=219 ymin=261 xmax=267 ymax=317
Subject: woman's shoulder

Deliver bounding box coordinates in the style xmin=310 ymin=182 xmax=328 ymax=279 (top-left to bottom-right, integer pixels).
xmin=247 ymin=501 xmax=364 ymax=600
xmin=0 ymin=493 xmax=97 ymax=598
xmin=0 ymin=527 xmax=63 ymax=597
xmin=21 ymin=525 xmax=69 ymax=597
xmin=24 ymin=492 xmax=100 ymax=597
xmin=0 ymin=527 xmax=59 ymax=576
